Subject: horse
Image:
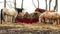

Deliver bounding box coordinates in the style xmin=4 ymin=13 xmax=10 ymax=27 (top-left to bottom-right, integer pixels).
xmin=39 ymin=10 xmax=60 ymax=24
xmin=1 ymin=8 xmax=18 ymax=23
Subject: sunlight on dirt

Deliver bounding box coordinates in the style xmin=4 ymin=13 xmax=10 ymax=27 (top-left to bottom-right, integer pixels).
xmin=0 ymin=22 xmax=60 ymax=30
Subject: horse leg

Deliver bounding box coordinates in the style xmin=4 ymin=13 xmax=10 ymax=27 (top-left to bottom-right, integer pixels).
xmin=10 ymin=16 xmax=13 ymax=23
xmin=57 ymin=19 xmax=59 ymax=24
xmin=13 ymin=18 xmax=16 ymax=23
xmin=45 ymin=18 xmax=48 ymax=24
xmin=4 ymin=15 xmax=8 ymax=22
xmin=59 ymin=19 xmax=60 ymax=24
xmin=53 ymin=19 xmax=57 ymax=25
xmin=55 ymin=19 xmax=59 ymax=25
xmin=7 ymin=16 xmax=9 ymax=22
xmin=11 ymin=16 xmax=15 ymax=23
xmin=42 ymin=18 xmax=45 ymax=23
xmin=43 ymin=18 xmax=46 ymax=24
xmin=13 ymin=14 xmax=17 ymax=23
xmin=39 ymin=18 xmax=42 ymax=23
xmin=50 ymin=19 xmax=53 ymax=24
xmin=11 ymin=16 xmax=13 ymax=23
xmin=52 ymin=19 xmax=54 ymax=24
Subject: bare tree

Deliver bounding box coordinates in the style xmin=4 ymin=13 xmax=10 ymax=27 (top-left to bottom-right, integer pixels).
xmin=4 ymin=0 xmax=6 ymax=8
xmin=21 ymin=0 xmax=24 ymax=9
xmin=49 ymin=0 xmax=52 ymax=11
xmin=6 ymin=0 xmax=13 ymax=8
xmin=45 ymin=0 xmax=47 ymax=10
xmin=37 ymin=0 xmax=39 ymax=8
xmin=14 ymin=0 xmax=16 ymax=8
xmin=32 ymin=0 xmax=37 ymax=8
xmin=54 ymin=0 xmax=58 ymax=11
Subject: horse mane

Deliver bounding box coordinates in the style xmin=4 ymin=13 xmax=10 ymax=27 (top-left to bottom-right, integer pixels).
xmin=15 ymin=8 xmax=24 ymax=14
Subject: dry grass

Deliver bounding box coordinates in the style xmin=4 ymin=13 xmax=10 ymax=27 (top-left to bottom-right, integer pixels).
xmin=0 ymin=22 xmax=60 ymax=30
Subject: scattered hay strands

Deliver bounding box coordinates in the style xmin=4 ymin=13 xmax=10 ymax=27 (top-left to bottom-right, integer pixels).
xmin=0 ymin=22 xmax=60 ymax=30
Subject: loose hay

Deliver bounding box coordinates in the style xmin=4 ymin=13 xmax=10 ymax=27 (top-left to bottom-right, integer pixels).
xmin=0 ymin=22 xmax=60 ymax=30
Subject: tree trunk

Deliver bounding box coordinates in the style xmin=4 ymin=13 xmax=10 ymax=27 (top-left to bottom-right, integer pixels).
xmin=49 ymin=0 xmax=52 ymax=11
xmin=54 ymin=0 xmax=58 ymax=11
xmin=14 ymin=0 xmax=16 ymax=8
xmin=4 ymin=0 xmax=6 ymax=8
xmin=37 ymin=0 xmax=39 ymax=8
xmin=32 ymin=0 xmax=36 ymax=8
xmin=21 ymin=0 xmax=24 ymax=9
xmin=45 ymin=0 xmax=47 ymax=10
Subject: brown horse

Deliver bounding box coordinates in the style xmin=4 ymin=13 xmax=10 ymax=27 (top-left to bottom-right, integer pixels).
xmin=35 ymin=8 xmax=46 ymax=13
